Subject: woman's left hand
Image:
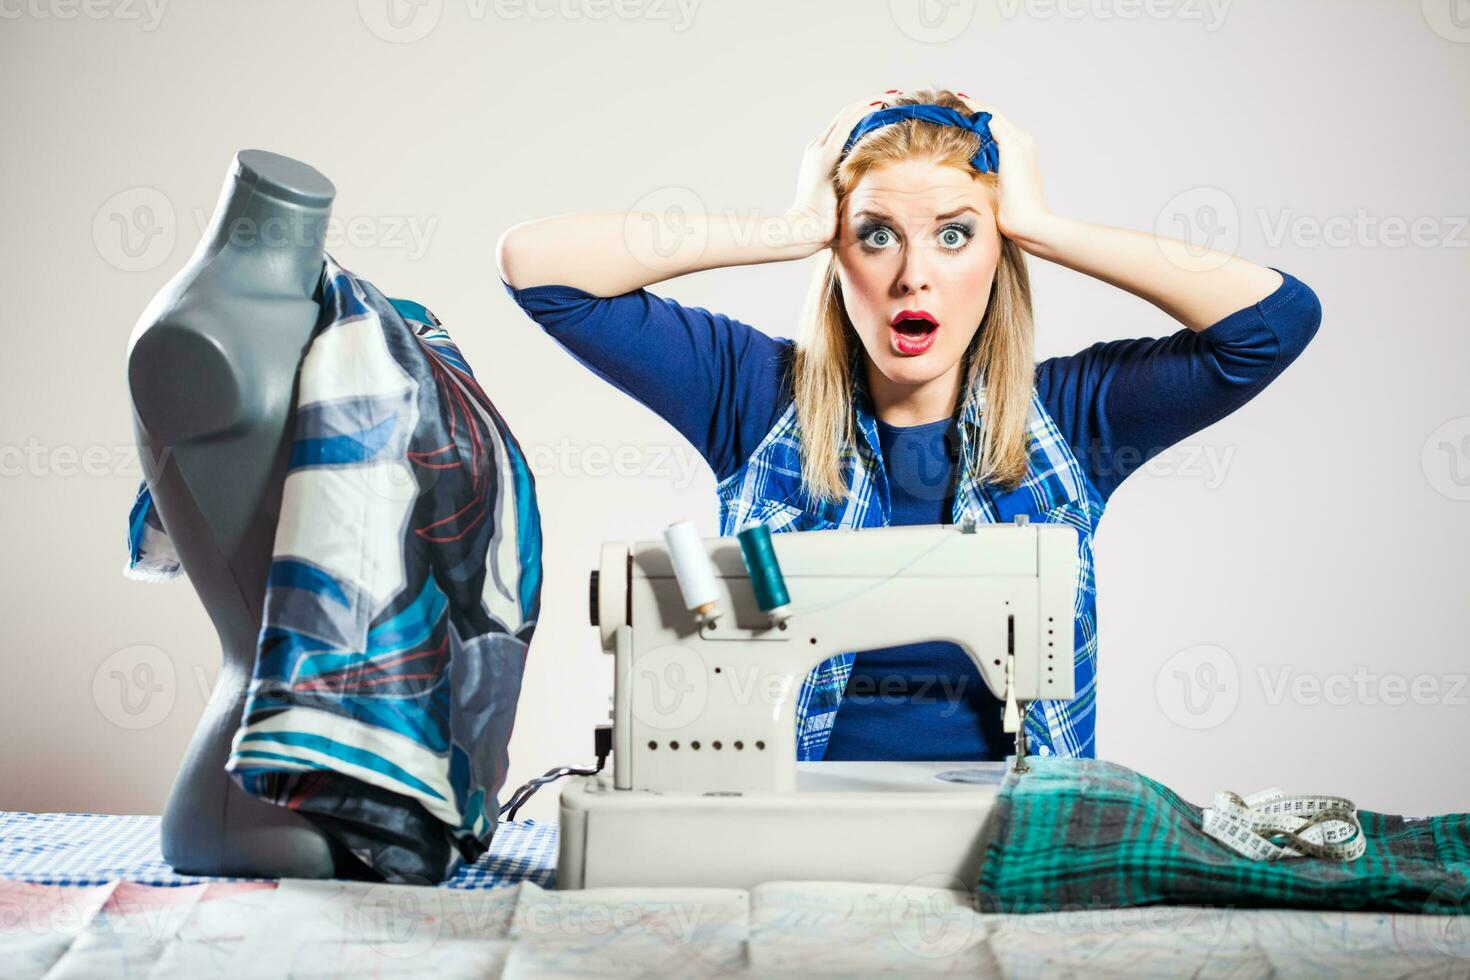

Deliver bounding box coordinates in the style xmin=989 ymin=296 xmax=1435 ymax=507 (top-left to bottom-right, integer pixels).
xmin=956 ymin=95 xmax=1055 ymax=248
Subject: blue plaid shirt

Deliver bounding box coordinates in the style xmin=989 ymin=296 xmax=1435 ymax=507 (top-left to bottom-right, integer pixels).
xmin=717 ymin=353 xmax=1100 ymax=762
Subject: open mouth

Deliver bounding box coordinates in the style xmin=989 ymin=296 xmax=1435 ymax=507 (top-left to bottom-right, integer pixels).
xmin=889 ymin=310 xmax=939 ymax=356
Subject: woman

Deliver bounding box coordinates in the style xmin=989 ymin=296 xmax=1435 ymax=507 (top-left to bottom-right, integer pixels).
xmin=496 ymin=87 xmax=1321 ymax=764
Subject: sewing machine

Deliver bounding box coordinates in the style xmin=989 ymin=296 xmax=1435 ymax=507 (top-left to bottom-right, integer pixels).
xmin=557 ymin=517 xmax=1078 ymax=889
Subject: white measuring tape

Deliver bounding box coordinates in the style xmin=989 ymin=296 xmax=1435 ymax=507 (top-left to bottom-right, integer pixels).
xmin=1202 ymin=788 xmax=1367 ymax=861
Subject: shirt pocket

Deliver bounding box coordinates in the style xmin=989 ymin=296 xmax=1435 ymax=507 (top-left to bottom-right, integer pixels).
xmin=745 ymin=498 xmax=844 ymax=533
xmin=984 ymin=461 xmax=1088 ymax=526
xmin=739 ymin=468 xmax=848 ymax=533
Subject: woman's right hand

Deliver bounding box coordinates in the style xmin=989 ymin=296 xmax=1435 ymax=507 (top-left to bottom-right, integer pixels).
xmin=785 ymin=93 xmax=902 ymax=255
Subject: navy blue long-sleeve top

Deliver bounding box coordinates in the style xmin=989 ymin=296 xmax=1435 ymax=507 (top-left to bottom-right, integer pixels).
xmin=503 ymin=269 xmax=1322 ymax=760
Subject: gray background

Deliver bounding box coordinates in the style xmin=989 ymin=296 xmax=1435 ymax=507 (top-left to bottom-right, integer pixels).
xmin=2 ymin=0 xmax=1466 ymax=824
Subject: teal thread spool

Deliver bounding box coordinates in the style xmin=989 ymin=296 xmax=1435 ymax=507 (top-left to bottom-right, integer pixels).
xmin=737 ymin=523 xmax=792 ymax=624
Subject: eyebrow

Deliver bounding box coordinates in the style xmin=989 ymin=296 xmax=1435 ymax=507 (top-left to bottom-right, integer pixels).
xmin=853 ymin=205 xmax=981 ymax=223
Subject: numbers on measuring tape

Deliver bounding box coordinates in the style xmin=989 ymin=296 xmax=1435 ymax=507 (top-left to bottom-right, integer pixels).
xmin=1202 ymin=788 xmax=1366 ymax=862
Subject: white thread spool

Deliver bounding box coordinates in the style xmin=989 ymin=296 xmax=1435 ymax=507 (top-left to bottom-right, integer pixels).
xmin=664 ymin=520 xmax=722 ymax=624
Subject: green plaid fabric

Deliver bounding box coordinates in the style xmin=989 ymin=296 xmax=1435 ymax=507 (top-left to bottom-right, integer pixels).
xmin=976 ymin=757 xmax=1470 ymax=915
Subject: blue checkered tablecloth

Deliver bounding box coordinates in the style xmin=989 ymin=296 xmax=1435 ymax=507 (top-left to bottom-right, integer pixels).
xmin=0 ymin=811 xmax=558 ymax=889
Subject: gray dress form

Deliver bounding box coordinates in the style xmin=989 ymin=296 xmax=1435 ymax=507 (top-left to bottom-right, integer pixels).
xmin=125 ymin=150 xmax=365 ymax=879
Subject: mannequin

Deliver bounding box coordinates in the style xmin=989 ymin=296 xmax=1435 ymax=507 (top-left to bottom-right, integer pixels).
xmin=126 ymin=150 xmax=364 ymax=878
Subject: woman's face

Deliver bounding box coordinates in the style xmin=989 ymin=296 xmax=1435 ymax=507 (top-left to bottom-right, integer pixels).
xmin=834 ymin=159 xmax=1001 ymax=392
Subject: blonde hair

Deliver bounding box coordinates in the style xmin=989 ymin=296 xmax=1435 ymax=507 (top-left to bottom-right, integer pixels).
xmin=792 ymin=88 xmax=1036 ymax=505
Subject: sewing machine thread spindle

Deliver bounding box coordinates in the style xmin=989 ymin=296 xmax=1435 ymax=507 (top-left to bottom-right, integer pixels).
xmin=664 ymin=519 xmax=722 ymax=623
xmin=737 ymin=522 xmax=792 ymax=625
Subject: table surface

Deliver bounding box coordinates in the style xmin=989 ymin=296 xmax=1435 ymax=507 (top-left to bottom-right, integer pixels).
xmin=3 ymin=810 xmax=1468 ymax=978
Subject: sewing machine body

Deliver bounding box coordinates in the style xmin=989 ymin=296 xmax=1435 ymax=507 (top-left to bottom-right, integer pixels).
xmin=559 ymin=761 xmax=1007 ymax=889
xmin=557 ymin=520 xmax=1079 ymax=889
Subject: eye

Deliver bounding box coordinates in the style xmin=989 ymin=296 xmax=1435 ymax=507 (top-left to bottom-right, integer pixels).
xmin=937 ymin=223 xmax=974 ymax=251
xmin=859 ymin=224 xmax=897 ymax=250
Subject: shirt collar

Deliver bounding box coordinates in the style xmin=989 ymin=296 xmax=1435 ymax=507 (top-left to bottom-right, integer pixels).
xmin=851 ymin=362 xmax=988 ymax=446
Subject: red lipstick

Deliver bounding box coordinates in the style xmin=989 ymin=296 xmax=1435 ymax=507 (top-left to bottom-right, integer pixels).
xmin=889 ymin=309 xmax=940 ymax=356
